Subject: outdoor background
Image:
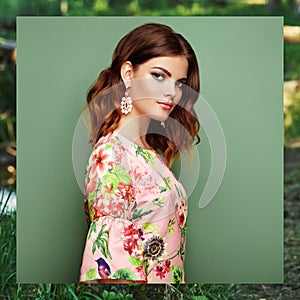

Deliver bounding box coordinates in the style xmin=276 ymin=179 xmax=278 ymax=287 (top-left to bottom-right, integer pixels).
xmin=16 ymin=16 xmax=283 ymax=284
xmin=1 ymin=0 xmax=299 ymax=299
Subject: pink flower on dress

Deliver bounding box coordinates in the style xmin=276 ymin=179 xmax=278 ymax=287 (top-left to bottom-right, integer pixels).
xmin=116 ymin=182 xmax=135 ymax=203
xmin=175 ymin=198 xmax=187 ymax=228
xmin=123 ymin=239 xmax=138 ymax=256
xmin=110 ymin=198 xmax=125 ymax=217
xmin=90 ymin=145 xmax=113 ymax=177
xmin=94 ymin=198 xmax=110 ymax=217
xmin=91 ymin=201 xmax=106 ymax=220
xmin=178 ymin=211 xmax=186 ymax=228
xmin=133 ymin=166 xmax=149 ymax=181
xmin=175 ymin=198 xmax=185 ymax=211
xmin=155 ymin=260 xmax=171 ymax=279
xmin=162 ymin=260 xmax=171 ymax=273
xmin=85 ymin=171 xmax=97 ymax=194
xmin=136 ymin=265 xmax=147 ymax=279
xmin=122 ymin=224 xmax=143 ymax=256
xmin=155 ymin=265 xmax=165 ymax=279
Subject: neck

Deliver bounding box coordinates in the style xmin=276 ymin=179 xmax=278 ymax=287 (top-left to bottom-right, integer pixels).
xmin=115 ymin=113 xmax=152 ymax=149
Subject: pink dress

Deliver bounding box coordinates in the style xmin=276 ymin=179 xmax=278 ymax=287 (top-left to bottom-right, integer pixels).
xmin=79 ymin=131 xmax=188 ymax=283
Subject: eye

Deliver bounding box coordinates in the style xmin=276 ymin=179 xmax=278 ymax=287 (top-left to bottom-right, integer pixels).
xmin=176 ymin=81 xmax=183 ymax=89
xmin=151 ymin=72 xmax=165 ymax=81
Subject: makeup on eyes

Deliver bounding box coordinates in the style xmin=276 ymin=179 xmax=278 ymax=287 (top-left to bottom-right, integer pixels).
xmin=151 ymin=67 xmax=187 ymax=88
xmin=176 ymin=81 xmax=183 ymax=88
xmin=151 ymin=71 xmax=166 ymax=81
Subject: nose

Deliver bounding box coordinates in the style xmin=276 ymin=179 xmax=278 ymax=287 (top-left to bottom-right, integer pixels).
xmin=164 ymin=80 xmax=176 ymax=100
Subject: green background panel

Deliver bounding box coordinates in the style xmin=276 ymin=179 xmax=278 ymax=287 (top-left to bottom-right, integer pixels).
xmin=17 ymin=17 xmax=283 ymax=283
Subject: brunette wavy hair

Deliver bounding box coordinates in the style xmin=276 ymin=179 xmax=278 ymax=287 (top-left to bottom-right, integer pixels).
xmin=86 ymin=23 xmax=200 ymax=167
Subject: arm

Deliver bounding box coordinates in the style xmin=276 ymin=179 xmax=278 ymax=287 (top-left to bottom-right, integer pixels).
xmin=80 ymin=141 xmax=147 ymax=283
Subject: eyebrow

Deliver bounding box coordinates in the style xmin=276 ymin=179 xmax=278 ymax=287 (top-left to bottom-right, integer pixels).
xmin=152 ymin=66 xmax=187 ymax=82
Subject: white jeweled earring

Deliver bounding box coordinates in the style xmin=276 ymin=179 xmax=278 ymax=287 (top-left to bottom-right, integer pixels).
xmin=120 ymin=85 xmax=133 ymax=115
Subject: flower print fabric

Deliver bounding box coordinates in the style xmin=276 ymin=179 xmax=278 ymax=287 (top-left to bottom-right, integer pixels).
xmin=79 ymin=131 xmax=188 ymax=284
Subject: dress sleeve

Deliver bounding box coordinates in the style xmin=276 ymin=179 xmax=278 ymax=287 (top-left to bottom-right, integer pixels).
xmin=80 ymin=141 xmax=147 ymax=283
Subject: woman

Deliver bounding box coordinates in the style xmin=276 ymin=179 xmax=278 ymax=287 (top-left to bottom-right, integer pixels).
xmin=79 ymin=23 xmax=200 ymax=284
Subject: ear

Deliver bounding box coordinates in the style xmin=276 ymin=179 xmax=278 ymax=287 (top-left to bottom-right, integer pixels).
xmin=120 ymin=61 xmax=133 ymax=87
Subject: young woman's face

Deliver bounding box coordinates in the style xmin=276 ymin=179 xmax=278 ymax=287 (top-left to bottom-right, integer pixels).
xmin=128 ymin=56 xmax=188 ymax=122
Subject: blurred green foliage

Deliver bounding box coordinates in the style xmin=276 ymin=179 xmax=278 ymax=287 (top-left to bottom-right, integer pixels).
xmin=0 ymin=0 xmax=298 ymax=24
xmin=285 ymin=44 xmax=300 ymax=81
xmin=0 ymin=64 xmax=15 ymax=113
xmin=285 ymin=88 xmax=300 ymax=140
xmin=0 ymin=1 xmax=299 ymax=299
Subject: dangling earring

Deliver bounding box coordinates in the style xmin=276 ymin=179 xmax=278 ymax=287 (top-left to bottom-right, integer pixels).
xmin=120 ymin=85 xmax=133 ymax=115
xmin=161 ymin=121 xmax=165 ymax=128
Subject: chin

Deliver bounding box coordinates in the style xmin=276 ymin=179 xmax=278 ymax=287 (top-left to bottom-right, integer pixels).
xmin=149 ymin=114 xmax=169 ymax=123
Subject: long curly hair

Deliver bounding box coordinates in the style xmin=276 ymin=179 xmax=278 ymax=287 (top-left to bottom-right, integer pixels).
xmin=86 ymin=23 xmax=200 ymax=167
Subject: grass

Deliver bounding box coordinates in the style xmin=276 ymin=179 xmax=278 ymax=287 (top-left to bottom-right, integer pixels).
xmin=0 ymin=187 xmax=16 ymax=298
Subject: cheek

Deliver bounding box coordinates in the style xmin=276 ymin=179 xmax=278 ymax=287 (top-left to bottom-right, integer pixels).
xmin=131 ymin=79 xmax=165 ymax=101
xmin=133 ymin=99 xmax=156 ymax=112
xmin=132 ymin=99 xmax=163 ymax=118
xmin=171 ymin=90 xmax=183 ymax=108
xmin=131 ymin=80 xmax=156 ymax=100
xmin=175 ymin=89 xmax=183 ymax=103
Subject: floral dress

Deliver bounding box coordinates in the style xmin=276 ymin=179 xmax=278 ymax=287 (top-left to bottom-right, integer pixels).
xmin=79 ymin=131 xmax=188 ymax=284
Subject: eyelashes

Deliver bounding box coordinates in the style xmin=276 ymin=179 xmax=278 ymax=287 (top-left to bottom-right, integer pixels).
xmin=151 ymin=72 xmax=165 ymax=81
xmin=151 ymin=72 xmax=184 ymax=89
xmin=176 ymin=81 xmax=183 ymax=88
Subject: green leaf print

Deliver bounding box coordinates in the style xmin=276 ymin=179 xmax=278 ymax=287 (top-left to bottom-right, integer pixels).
xmin=179 ymin=242 xmax=185 ymax=261
xmin=92 ymin=224 xmax=112 ymax=260
xmin=128 ymin=256 xmax=143 ymax=267
xmin=151 ymin=197 xmax=164 ymax=208
xmin=142 ymin=222 xmax=159 ymax=234
xmin=159 ymin=186 xmax=166 ymax=193
xmin=175 ymin=184 xmax=184 ymax=198
xmin=104 ymin=144 xmax=112 ymax=151
xmin=88 ymin=201 xmax=94 ymax=223
xmin=145 ymin=259 xmax=149 ymax=276
xmin=163 ymin=177 xmax=172 ymax=189
xmin=111 ymin=165 xmax=131 ymax=184
xmin=171 ymin=266 xmax=184 ymax=284
xmin=88 ymin=191 xmax=96 ymax=202
xmin=180 ymin=222 xmax=187 ymax=238
xmin=167 ymin=216 xmax=175 ymax=234
xmin=131 ymin=208 xmax=153 ymax=220
xmin=86 ymin=268 xmax=97 ymax=281
xmin=135 ymin=146 xmax=155 ymax=165
xmin=158 ymin=178 xmax=171 ymax=192
xmin=112 ymin=268 xmax=137 ymax=280
xmin=102 ymin=172 xmax=119 ymax=191
xmin=88 ymin=220 xmax=97 ymax=239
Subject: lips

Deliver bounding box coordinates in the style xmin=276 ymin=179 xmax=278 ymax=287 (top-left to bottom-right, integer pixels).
xmin=157 ymin=101 xmax=173 ymax=110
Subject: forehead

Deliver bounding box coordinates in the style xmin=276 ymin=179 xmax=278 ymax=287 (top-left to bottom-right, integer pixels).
xmin=138 ymin=56 xmax=188 ymax=78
